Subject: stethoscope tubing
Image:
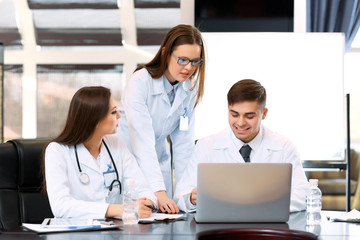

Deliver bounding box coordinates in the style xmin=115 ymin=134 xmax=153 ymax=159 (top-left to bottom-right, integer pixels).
xmin=74 ymin=139 xmax=121 ymax=193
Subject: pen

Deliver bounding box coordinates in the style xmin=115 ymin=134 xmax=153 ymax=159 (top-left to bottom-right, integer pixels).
xmin=146 ymin=204 xmax=158 ymax=213
xmin=66 ymin=225 xmax=101 ymax=230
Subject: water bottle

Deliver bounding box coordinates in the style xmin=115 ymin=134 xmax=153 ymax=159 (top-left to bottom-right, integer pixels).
xmin=122 ymin=178 xmax=139 ymax=225
xmin=306 ymin=179 xmax=322 ymax=225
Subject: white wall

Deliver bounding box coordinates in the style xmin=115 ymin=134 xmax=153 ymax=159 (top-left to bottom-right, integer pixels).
xmin=195 ymin=32 xmax=345 ymax=161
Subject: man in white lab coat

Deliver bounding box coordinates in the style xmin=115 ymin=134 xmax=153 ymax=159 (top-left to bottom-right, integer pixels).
xmin=174 ymin=79 xmax=310 ymax=213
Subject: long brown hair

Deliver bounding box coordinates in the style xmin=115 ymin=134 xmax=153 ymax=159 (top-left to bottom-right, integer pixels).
xmin=53 ymin=86 xmax=111 ymax=145
xmin=136 ymin=24 xmax=206 ymax=107
xmin=42 ymin=86 xmax=111 ymax=191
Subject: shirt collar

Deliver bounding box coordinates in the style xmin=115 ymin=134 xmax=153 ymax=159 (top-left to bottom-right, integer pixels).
xmin=152 ymin=73 xmax=192 ymax=95
xmin=163 ymin=77 xmax=179 ymax=95
xmin=230 ymin=126 xmax=264 ymax=153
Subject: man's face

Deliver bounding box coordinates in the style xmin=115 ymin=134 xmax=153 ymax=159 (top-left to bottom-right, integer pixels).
xmin=228 ymin=101 xmax=268 ymax=143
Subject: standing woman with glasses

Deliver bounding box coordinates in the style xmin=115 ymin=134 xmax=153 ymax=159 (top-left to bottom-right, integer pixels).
xmin=43 ymin=86 xmax=157 ymax=219
xmin=117 ymin=24 xmax=206 ymax=214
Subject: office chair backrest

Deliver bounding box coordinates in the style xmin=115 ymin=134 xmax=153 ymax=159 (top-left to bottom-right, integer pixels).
xmin=9 ymin=139 xmax=54 ymax=224
xmin=0 ymin=139 xmax=53 ymax=231
xmin=0 ymin=142 xmax=21 ymax=231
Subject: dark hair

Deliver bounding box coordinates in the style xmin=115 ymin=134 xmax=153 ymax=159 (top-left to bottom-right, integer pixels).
xmin=136 ymin=24 xmax=206 ymax=108
xmin=42 ymin=86 xmax=111 ymax=192
xmin=53 ymin=86 xmax=111 ymax=145
xmin=227 ymin=79 xmax=266 ymax=109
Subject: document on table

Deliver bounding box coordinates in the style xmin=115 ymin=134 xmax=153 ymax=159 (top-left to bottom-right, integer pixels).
xmin=22 ymin=219 xmax=120 ymax=233
xmin=139 ymin=213 xmax=185 ymax=223
xmin=330 ymin=209 xmax=360 ymax=223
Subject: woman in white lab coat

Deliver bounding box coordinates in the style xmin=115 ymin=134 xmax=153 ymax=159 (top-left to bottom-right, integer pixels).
xmin=116 ymin=24 xmax=206 ymax=214
xmin=43 ymin=86 xmax=157 ymax=219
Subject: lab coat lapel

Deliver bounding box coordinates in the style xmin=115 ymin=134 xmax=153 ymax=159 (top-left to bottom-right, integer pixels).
xmin=168 ymin=80 xmax=190 ymax=117
xmin=255 ymin=126 xmax=282 ymax=162
xmin=151 ymin=76 xmax=172 ymax=106
xmin=76 ymin=144 xmax=101 ymax=173
xmin=256 ymin=145 xmax=273 ymax=162
xmin=168 ymin=89 xmax=186 ymax=117
xmin=212 ymin=128 xmax=242 ymax=163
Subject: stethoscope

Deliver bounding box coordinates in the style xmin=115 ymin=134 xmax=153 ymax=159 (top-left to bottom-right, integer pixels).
xmin=74 ymin=139 xmax=122 ymax=194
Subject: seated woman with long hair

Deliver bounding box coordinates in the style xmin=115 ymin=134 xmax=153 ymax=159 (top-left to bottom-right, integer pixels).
xmin=43 ymin=86 xmax=157 ymax=219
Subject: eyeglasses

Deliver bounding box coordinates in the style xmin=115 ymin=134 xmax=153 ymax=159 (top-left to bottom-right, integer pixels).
xmin=171 ymin=53 xmax=203 ymax=66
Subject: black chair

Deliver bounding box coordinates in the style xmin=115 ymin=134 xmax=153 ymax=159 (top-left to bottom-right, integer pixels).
xmin=0 ymin=142 xmax=21 ymax=230
xmin=0 ymin=139 xmax=53 ymax=231
xmin=197 ymin=228 xmax=318 ymax=240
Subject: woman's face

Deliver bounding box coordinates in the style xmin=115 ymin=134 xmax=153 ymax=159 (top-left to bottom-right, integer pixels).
xmin=96 ymin=96 xmax=120 ymax=136
xmin=164 ymin=43 xmax=202 ymax=84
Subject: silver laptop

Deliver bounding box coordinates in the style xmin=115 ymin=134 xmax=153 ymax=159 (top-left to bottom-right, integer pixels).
xmin=195 ymin=163 xmax=292 ymax=223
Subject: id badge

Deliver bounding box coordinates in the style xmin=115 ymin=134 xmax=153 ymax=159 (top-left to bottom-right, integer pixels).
xmin=179 ymin=116 xmax=189 ymax=131
xmin=103 ymin=170 xmax=116 ymax=188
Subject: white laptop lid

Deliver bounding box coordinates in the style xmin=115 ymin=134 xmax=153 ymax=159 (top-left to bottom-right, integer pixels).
xmin=195 ymin=163 xmax=292 ymax=223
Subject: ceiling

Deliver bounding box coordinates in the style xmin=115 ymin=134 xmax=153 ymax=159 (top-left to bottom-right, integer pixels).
xmin=0 ymin=0 xmax=181 ymax=48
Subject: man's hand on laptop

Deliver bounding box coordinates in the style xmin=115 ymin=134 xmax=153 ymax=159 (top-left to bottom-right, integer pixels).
xmin=190 ymin=188 xmax=197 ymax=205
xmin=155 ymin=190 xmax=179 ymax=214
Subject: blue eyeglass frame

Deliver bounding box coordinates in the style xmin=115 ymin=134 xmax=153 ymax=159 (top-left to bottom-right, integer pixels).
xmin=171 ymin=53 xmax=203 ymax=66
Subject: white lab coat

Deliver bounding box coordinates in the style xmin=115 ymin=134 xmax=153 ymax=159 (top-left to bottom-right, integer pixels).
xmin=116 ymin=68 xmax=196 ymax=196
xmin=45 ymin=135 xmax=157 ymax=219
xmin=174 ymin=126 xmax=310 ymax=213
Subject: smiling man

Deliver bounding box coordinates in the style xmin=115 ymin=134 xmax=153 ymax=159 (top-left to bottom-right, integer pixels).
xmin=174 ymin=79 xmax=310 ymax=213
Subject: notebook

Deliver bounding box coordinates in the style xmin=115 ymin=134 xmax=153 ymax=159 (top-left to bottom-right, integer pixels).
xmin=195 ymin=162 xmax=292 ymax=223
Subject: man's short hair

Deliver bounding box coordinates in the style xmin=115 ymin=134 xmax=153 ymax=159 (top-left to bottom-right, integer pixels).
xmin=227 ymin=79 xmax=266 ymax=109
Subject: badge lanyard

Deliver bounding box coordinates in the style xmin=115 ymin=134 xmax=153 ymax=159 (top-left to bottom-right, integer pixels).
xmin=74 ymin=139 xmax=122 ymax=194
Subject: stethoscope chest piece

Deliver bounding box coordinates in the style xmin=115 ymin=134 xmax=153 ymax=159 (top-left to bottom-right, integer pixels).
xmin=75 ymin=140 xmax=119 ymax=189
xmin=79 ymin=172 xmax=90 ymax=185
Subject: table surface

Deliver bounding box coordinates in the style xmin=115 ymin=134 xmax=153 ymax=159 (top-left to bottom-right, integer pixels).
xmin=1 ymin=211 xmax=360 ymax=240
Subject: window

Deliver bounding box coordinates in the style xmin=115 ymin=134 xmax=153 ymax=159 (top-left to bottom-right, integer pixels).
xmin=0 ymin=0 xmax=180 ymax=140
xmin=345 ymin=32 xmax=360 ymax=150
xmin=36 ymin=64 xmax=123 ymax=138
xmin=4 ymin=65 xmax=23 ymax=141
